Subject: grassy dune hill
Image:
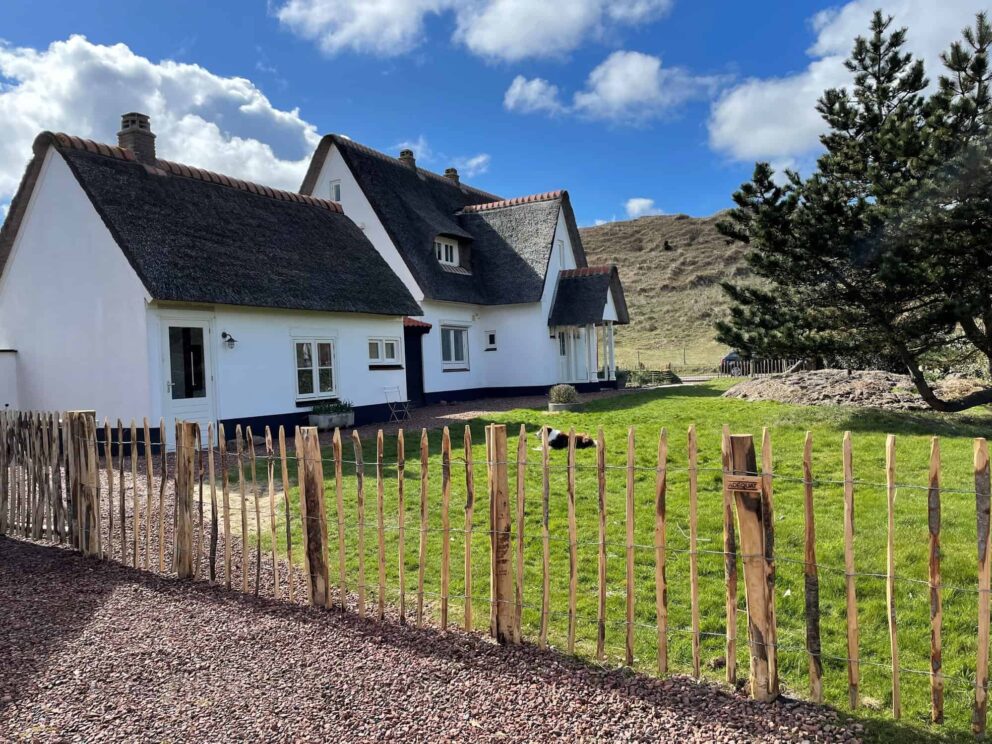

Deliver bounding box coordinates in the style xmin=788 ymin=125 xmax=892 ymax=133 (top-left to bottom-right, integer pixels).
xmin=580 ymin=213 xmax=750 ymax=371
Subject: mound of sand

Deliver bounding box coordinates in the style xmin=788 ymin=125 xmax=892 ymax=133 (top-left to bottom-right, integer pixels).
xmin=722 ymin=369 xmax=987 ymax=411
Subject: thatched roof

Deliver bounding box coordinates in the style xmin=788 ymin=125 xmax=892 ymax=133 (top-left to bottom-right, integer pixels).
xmin=300 ymin=135 xmax=590 ymax=305
xmin=0 ymin=132 xmax=422 ymax=317
xmin=548 ymin=266 xmax=629 ymax=326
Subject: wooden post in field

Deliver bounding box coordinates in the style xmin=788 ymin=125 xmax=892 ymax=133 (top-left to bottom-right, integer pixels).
xmin=0 ymin=412 xmax=7 ymax=536
xmin=245 ymin=427 xmax=260 ymax=596
xmin=78 ymin=412 xmax=100 ymax=558
xmin=207 ymin=423 xmax=218 ymax=581
xmin=143 ymin=418 xmax=152 ymax=569
xmin=265 ymin=427 xmax=278 ymax=598
xmin=398 ymin=429 xmax=407 ymax=624
xmin=539 ymin=426 xmax=551 ymax=650
xmin=104 ymin=419 xmax=114 ymax=558
xmin=417 ymin=428 xmax=428 ymax=628
xmin=689 ymin=425 xmax=702 ymax=679
xmin=332 ymin=428 xmax=345 ymax=608
xmin=174 ymin=421 xmax=197 ymax=579
xmin=353 ymin=430 xmax=366 ymax=617
xmin=377 ymin=429 xmax=387 ymax=621
xmin=885 ymin=435 xmax=900 ymax=719
xmin=159 ymin=419 xmax=166 ymax=572
xmin=566 ymin=429 xmax=578 ymax=654
xmin=297 ymin=426 xmax=330 ymax=607
xmin=655 ymin=428 xmax=668 ymax=675
xmin=235 ymin=426 xmax=248 ymax=593
xmin=514 ymin=425 xmax=526 ymax=643
xmin=117 ymin=420 xmax=125 ymax=560
xmin=130 ymin=420 xmax=138 ymax=566
xmin=802 ymin=433 xmax=823 ymax=704
xmin=625 ymin=426 xmax=635 ymax=667
xmin=462 ymin=427 xmax=472 ymax=631
xmin=279 ymin=427 xmax=294 ymax=602
xmin=490 ymin=424 xmax=514 ymax=645
xmin=596 ymin=427 xmax=607 ymax=661
xmin=928 ymin=437 xmax=943 ymax=723
xmin=441 ymin=427 xmax=452 ymax=629
xmin=728 ymin=433 xmax=776 ymax=702
xmin=842 ymin=431 xmax=859 ymax=708
xmin=719 ymin=425 xmax=737 ymax=685
xmin=974 ymin=437 xmax=990 ymax=735
xmin=760 ymin=428 xmax=779 ymax=696
xmin=219 ymin=424 xmax=232 ymax=589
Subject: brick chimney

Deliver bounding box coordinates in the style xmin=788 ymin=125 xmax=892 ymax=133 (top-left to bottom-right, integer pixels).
xmin=444 ymin=167 xmax=459 ymax=184
xmin=117 ymin=112 xmax=156 ymax=165
xmin=399 ymin=148 xmax=416 ymax=169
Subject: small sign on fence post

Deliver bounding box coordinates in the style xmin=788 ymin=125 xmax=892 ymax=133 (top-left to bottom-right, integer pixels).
xmin=726 ymin=433 xmax=778 ymax=703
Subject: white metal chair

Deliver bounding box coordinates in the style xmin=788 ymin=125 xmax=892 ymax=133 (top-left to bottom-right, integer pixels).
xmin=384 ymin=386 xmax=411 ymax=422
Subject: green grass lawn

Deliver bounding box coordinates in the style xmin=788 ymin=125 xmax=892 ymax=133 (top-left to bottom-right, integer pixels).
xmin=248 ymin=381 xmax=992 ymax=742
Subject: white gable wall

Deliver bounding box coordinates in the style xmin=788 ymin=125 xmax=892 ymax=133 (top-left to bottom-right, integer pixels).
xmin=0 ymin=148 xmax=153 ymax=420
xmin=309 ymin=144 xmax=424 ymax=302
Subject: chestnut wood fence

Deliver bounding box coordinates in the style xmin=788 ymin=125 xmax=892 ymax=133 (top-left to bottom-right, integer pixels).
xmin=1 ymin=409 xmax=991 ymax=734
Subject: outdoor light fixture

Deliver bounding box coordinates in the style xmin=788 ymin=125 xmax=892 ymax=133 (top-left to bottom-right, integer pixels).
xmin=221 ymin=331 xmax=238 ymax=350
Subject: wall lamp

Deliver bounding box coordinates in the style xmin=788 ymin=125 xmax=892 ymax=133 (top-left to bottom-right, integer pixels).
xmin=221 ymin=331 xmax=238 ymax=350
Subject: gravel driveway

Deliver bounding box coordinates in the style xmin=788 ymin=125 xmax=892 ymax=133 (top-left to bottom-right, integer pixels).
xmin=0 ymin=537 xmax=860 ymax=743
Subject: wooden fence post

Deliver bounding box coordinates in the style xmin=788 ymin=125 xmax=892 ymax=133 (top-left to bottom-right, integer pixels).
xmin=625 ymin=426 xmax=635 ymax=667
xmin=843 ymin=431 xmax=860 ymax=709
xmin=297 ymin=426 xmax=330 ymax=607
xmin=79 ymin=412 xmax=100 ymax=558
xmin=728 ymin=433 xmax=777 ymax=702
xmin=353 ymin=430 xmax=366 ymax=617
xmin=174 ymin=421 xmax=197 ymax=579
xmin=885 ymin=434 xmax=901 ymax=720
xmin=596 ymin=427 xmax=607 ymax=661
xmin=567 ymin=429 xmax=578 ymax=654
xmin=974 ymin=437 xmax=990 ymax=735
xmin=462 ymin=426 xmax=472 ymax=631
xmin=490 ymin=424 xmax=515 ymax=644
xmin=802 ymin=432 xmax=823 ymax=704
xmin=928 ymin=437 xmax=943 ymax=724
xmin=655 ymin=427 xmax=668 ymax=675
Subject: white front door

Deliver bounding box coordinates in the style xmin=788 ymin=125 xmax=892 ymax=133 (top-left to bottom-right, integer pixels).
xmin=161 ymin=320 xmax=215 ymax=445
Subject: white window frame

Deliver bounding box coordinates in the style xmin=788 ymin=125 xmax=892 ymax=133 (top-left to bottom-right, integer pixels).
xmin=434 ymin=237 xmax=459 ymax=266
xmin=440 ymin=325 xmax=470 ymax=370
xmin=485 ymin=330 xmax=497 ymax=350
xmin=293 ymin=337 xmax=337 ymax=401
xmin=557 ymin=238 xmax=566 ymax=268
xmin=368 ymin=336 xmax=402 ymax=366
xmin=329 ymin=179 xmax=342 ymax=202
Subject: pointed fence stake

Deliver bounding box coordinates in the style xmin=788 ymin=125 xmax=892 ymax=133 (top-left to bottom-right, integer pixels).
xmin=802 ymin=432 xmax=823 ymax=704
xmin=928 ymin=437 xmax=943 ymax=723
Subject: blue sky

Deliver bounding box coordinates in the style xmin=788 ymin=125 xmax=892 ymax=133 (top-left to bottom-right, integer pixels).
xmin=0 ymin=1 xmax=988 ymax=224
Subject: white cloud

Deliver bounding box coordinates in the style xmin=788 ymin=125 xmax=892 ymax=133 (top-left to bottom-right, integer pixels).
xmin=574 ymin=50 xmax=721 ymax=122
xmin=0 ymin=35 xmax=319 ymax=208
xmin=453 ymin=153 xmax=491 ymax=177
xmin=708 ymin=0 xmax=992 ymax=163
xmin=503 ymin=75 xmax=565 ymax=115
xmin=274 ymin=0 xmax=449 ymax=57
xmin=507 ymin=51 xmax=726 ymax=123
xmin=274 ymin=0 xmax=673 ymax=62
xmin=625 ymin=197 xmax=662 ymax=218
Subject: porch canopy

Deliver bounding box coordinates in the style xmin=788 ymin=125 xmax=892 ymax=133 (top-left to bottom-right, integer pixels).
xmin=548 ymin=265 xmax=629 ymax=381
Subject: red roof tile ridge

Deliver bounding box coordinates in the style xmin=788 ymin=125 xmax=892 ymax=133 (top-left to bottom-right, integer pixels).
xmin=403 ymin=316 xmax=432 ymax=329
xmin=47 ymin=132 xmax=343 ymax=214
xmin=560 ymin=264 xmax=614 ymax=278
xmin=460 ymin=190 xmax=564 ymax=213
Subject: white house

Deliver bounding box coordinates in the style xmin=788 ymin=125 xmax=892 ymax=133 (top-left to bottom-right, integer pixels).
xmin=299 ymin=136 xmax=629 ymax=405
xmin=0 ymin=114 xmax=423 ymax=440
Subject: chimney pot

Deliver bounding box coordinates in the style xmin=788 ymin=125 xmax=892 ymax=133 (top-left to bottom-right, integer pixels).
xmin=399 ymin=149 xmax=416 ymax=169
xmin=444 ymin=167 xmax=459 ymax=184
xmin=117 ymin=112 xmax=156 ymax=165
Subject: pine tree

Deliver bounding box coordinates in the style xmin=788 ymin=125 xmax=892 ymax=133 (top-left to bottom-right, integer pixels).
xmin=717 ymin=12 xmax=992 ymax=411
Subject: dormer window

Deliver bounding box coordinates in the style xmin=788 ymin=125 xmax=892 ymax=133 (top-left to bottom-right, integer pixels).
xmin=434 ymin=237 xmax=459 ymax=266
